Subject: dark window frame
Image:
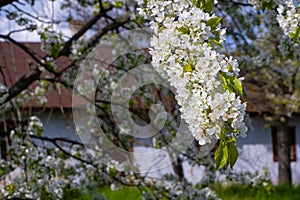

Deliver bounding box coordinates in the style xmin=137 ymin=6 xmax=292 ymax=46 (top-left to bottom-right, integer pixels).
xmin=271 ymin=126 xmax=296 ymax=162
xmin=0 ymin=120 xmax=16 ymax=160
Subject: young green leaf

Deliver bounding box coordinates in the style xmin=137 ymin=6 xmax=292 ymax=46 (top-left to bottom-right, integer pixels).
xmin=290 ymin=26 xmax=300 ymax=39
xmin=114 ymin=1 xmax=124 ymax=8
xmin=203 ymin=0 xmax=215 ymax=13
xmin=233 ymin=77 xmax=243 ymax=95
xmin=228 ymin=142 xmax=238 ymax=169
xmin=211 ymin=38 xmax=223 ymax=47
xmin=177 ymin=26 xmax=190 ymax=34
xmin=206 ymin=17 xmax=222 ymax=30
xmin=214 ymin=142 xmax=229 ymax=169
xmin=193 ymin=0 xmax=214 ymax=13
xmin=221 ymin=73 xmax=244 ymax=95
xmin=214 ymin=144 xmax=223 ymax=169
xmin=184 ymin=62 xmax=193 ymax=72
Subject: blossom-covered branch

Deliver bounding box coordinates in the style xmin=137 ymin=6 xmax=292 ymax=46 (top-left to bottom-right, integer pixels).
xmin=137 ymin=0 xmax=247 ymax=169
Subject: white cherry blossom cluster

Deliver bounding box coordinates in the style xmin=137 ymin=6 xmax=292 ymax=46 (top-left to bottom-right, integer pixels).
xmin=248 ymin=0 xmax=282 ymax=9
xmin=248 ymin=0 xmax=263 ymax=9
xmin=277 ymin=0 xmax=300 ymax=37
xmin=142 ymin=175 xmax=220 ymax=200
xmin=137 ymin=0 xmax=247 ymax=145
xmin=1 ymin=124 xmax=111 ymax=199
xmin=37 ymin=25 xmax=64 ymax=58
xmin=26 ymin=116 xmax=44 ymax=136
xmin=225 ymin=169 xmax=272 ymax=188
xmin=248 ymin=0 xmax=300 ymax=38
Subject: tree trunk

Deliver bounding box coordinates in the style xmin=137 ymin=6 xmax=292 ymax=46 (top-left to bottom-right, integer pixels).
xmin=0 ymin=132 xmax=8 ymax=160
xmin=172 ymin=157 xmax=184 ymax=180
xmin=277 ymin=121 xmax=292 ymax=185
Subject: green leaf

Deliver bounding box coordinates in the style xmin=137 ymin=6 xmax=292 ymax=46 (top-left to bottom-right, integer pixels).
xmin=41 ymin=185 xmax=54 ymax=200
xmin=204 ymin=0 xmax=215 ymax=13
xmin=290 ymin=26 xmax=300 ymax=39
xmin=206 ymin=17 xmax=222 ymax=30
xmin=221 ymin=72 xmax=243 ymax=95
xmin=114 ymin=1 xmax=124 ymax=8
xmin=36 ymin=126 xmax=43 ymax=137
xmin=214 ymin=144 xmax=223 ymax=169
xmin=213 ymin=38 xmax=222 ymax=46
xmin=191 ymin=0 xmax=201 ymax=8
xmin=193 ymin=0 xmax=214 ymax=13
xmin=261 ymin=0 xmax=275 ymax=10
xmin=184 ymin=62 xmax=193 ymax=72
xmin=221 ymin=144 xmax=229 ymax=168
xmin=62 ymin=187 xmax=82 ymax=200
xmin=221 ymin=74 xmax=229 ymax=91
xmin=40 ymin=32 xmax=47 ymax=41
xmin=228 ymin=142 xmax=238 ymax=169
xmin=177 ymin=26 xmax=190 ymax=34
xmin=233 ymin=77 xmax=243 ymax=95
xmin=196 ymin=0 xmax=201 ymax=8
xmin=79 ymin=0 xmax=86 ymax=6
xmin=0 ymin=168 xmax=4 ymax=176
xmin=214 ymin=142 xmax=229 ymax=169
xmin=50 ymin=43 xmax=62 ymax=58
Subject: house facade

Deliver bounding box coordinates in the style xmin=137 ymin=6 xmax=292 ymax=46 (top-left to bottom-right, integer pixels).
xmin=0 ymin=42 xmax=299 ymax=185
xmin=234 ymin=115 xmax=300 ymax=184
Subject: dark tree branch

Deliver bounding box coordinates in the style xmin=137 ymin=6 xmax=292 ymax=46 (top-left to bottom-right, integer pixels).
xmin=219 ymin=0 xmax=253 ymax=7
xmin=29 ymin=135 xmax=84 ymax=147
xmin=58 ymin=5 xmax=114 ymax=57
xmin=0 ymin=4 xmax=130 ymax=106
xmin=39 ymin=136 xmax=139 ymax=187
xmin=290 ymin=56 xmax=300 ymax=94
xmin=11 ymin=3 xmax=54 ymax=24
xmin=88 ymin=18 xmax=130 ymax=49
xmin=0 ymin=35 xmax=44 ymax=105
xmin=3 ymin=68 xmax=41 ymax=105
xmin=0 ymin=0 xmax=18 ymax=8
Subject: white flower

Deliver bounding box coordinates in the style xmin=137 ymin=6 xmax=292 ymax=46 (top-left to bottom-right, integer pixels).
xmin=140 ymin=0 xmax=247 ymax=145
xmin=276 ymin=1 xmax=300 ymax=37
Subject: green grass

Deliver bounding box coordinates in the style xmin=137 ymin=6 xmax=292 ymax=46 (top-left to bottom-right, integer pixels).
xmin=61 ymin=186 xmax=142 ymax=200
xmin=214 ymin=183 xmax=300 ymax=200
xmin=96 ymin=186 xmax=142 ymax=200
xmin=60 ymin=183 xmax=300 ymax=200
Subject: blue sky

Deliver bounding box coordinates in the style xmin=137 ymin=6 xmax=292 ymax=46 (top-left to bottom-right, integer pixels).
xmin=0 ymin=0 xmax=72 ymax=41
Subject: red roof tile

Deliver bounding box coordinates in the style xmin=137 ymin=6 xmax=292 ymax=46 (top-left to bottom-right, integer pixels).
xmin=0 ymin=42 xmax=72 ymax=108
xmin=0 ymin=42 xmax=264 ymax=113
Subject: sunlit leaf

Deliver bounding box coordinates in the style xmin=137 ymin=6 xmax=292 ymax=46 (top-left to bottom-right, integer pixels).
xmin=193 ymin=0 xmax=214 ymax=13
xmin=184 ymin=62 xmax=193 ymax=72
xmin=221 ymin=72 xmax=244 ymax=95
xmin=290 ymin=26 xmax=300 ymax=39
xmin=228 ymin=142 xmax=238 ymax=169
xmin=206 ymin=17 xmax=222 ymax=30
xmin=215 ymin=142 xmax=229 ymax=169
xmin=177 ymin=26 xmax=190 ymax=34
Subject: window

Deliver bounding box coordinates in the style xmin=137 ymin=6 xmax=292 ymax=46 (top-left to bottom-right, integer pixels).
xmin=0 ymin=131 xmax=9 ymax=160
xmin=0 ymin=120 xmax=15 ymax=160
xmin=272 ymin=126 xmax=296 ymax=162
xmin=194 ymin=139 xmax=220 ymax=159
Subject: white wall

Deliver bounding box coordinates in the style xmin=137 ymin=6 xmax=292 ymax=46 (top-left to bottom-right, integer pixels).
xmin=38 ymin=111 xmax=300 ymax=184
xmin=38 ymin=110 xmax=79 ymax=145
xmin=234 ymin=115 xmax=300 ymax=184
xmin=134 ymin=115 xmax=300 ymax=184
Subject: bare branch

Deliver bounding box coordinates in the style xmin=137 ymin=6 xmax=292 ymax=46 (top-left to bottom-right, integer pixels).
xmin=59 ymin=5 xmax=114 ymax=57
xmin=0 ymin=0 xmax=18 ymax=8
xmin=219 ymin=0 xmax=253 ymax=7
xmin=29 ymin=135 xmax=84 ymax=147
xmin=5 ymin=68 xmax=42 ymax=105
